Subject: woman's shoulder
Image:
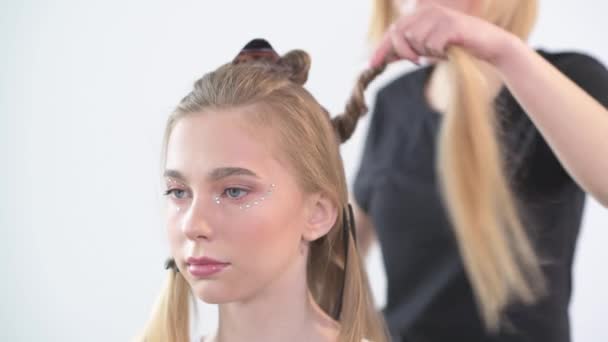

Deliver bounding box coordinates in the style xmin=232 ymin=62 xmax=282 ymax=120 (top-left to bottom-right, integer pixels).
xmin=538 ymin=48 xmax=603 ymax=65
xmin=537 ymin=49 xmax=608 ymax=81
xmin=537 ymin=49 xmax=608 ymax=106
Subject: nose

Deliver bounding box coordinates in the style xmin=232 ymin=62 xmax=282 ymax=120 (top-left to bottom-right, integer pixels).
xmin=181 ymin=195 xmax=214 ymax=241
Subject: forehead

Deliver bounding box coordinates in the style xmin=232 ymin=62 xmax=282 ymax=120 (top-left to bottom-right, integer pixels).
xmin=165 ymin=108 xmax=280 ymax=180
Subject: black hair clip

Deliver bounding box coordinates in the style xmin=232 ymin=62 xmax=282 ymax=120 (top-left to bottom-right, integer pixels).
xmin=232 ymin=38 xmax=280 ymax=65
xmin=165 ymin=258 xmax=179 ymax=273
xmin=347 ymin=203 xmax=357 ymax=244
xmin=333 ymin=203 xmax=358 ymax=320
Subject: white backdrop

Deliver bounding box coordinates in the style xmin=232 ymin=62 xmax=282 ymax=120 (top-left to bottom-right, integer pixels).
xmin=1 ymin=1 xmax=607 ymax=341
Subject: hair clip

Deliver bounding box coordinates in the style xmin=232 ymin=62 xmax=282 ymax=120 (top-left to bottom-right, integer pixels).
xmin=333 ymin=203 xmax=358 ymax=320
xmin=232 ymin=38 xmax=280 ymax=65
xmin=164 ymin=258 xmax=179 ymax=273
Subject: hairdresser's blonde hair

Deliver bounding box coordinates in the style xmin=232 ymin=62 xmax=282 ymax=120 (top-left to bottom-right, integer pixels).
xmin=367 ymin=0 xmax=544 ymax=331
xmin=138 ymin=50 xmax=388 ymax=342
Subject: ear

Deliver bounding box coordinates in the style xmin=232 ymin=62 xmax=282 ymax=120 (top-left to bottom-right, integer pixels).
xmin=302 ymin=193 xmax=338 ymax=242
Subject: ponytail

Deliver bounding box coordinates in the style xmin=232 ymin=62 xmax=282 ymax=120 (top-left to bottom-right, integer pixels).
xmin=137 ymin=268 xmax=191 ymax=342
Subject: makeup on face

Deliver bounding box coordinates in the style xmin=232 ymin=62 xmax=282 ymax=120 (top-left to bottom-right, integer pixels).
xmin=213 ymin=183 xmax=276 ymax=210
xmin=163 ymin=167 xmax=277 ymax=215
xmin=186 ymin=256 xmax=231 ymax=278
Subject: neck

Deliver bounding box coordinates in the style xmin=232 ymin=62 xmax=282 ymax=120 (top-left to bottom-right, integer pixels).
xmin=426 ymin=59 xmax=503 ymax=114
xmin=207 ymin=250 xmax=338 ymax=342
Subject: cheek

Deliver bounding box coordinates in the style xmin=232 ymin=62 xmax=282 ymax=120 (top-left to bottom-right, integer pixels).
xmin=165 ymin=205 xmax=185 ymax=255
xmin=229 ymin=212 xmax=299 ymax=255
xmin=223 ymin=206 xmax=303 ymax=268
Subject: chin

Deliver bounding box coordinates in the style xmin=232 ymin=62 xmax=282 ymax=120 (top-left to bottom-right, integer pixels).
xmin=190 ymin=281 xmax=237 ymax=304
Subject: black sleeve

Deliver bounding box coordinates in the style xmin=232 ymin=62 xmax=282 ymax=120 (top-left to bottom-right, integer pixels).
xmin=353 ymin=91 xmax=387 ymax=213
xmin=555 ymin=52 xmax=608 ymax=108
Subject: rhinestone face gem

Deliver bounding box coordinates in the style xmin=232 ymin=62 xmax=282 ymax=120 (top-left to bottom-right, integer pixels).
xmin=214 ymin=184 xmax=276 ymax=210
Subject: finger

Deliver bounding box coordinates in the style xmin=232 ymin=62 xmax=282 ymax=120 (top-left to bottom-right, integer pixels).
xmin=370 ymin=32 xmax=394 ymax=67
xmin=401 ymin=9 xmax=438 ymax=57
xmin=389 ymin=25 xmax=420 ymax=64
xmin=422 ymin=21 xmax=450 ymax=58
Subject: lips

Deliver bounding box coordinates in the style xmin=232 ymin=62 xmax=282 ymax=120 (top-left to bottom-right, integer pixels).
xmin=186 ymin=256 xmax=230 ymax=278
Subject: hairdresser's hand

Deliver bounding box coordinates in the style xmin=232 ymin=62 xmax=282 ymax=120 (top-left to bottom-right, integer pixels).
xmin=370 ymin=3 xmax=517 ymax=68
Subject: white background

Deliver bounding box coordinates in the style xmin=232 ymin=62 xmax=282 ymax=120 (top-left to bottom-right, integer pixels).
xmin=1 ymin=1 xmax=607 ymax=341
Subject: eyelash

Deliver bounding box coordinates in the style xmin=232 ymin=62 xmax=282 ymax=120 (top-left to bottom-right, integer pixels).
xmin=163 ymin=187 xmax=251 ymax=201
xmin=221 ymin=187 xmax=250 ymax=200
xmin=163 ymin=188 xmax=189 ymax=200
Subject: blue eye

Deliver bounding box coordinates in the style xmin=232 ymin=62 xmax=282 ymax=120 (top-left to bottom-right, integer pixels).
xmin=164 ymin=189 xmax=188 ymax=199
xmin=224 ymin=188 xmax=248 ymax=199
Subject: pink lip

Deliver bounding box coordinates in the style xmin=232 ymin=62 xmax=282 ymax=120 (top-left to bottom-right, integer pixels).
xmin=186 ymin=256 xmax=230 ymax=278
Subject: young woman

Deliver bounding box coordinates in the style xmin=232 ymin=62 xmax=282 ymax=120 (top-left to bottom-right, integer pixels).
xmin=137 ymin=39 xmax=388 ymax=342
xmin=349 ymin=0 xmax=608 ymax=341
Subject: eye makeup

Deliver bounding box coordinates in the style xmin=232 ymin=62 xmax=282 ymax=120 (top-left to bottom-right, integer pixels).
xmin=213 ymin=183 xmax=276 ymax=210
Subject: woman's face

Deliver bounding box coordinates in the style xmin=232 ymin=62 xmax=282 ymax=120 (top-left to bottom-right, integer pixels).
xmin=164 ymin=107 xmax=311 ymax=304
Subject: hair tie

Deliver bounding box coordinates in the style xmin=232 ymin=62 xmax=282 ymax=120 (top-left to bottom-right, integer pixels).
xmin=232 ymin=38 xmax=280 ymax=65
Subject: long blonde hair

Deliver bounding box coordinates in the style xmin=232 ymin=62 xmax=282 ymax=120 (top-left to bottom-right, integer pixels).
xmin=365 ymin=0 xmax=545 ymax=331
xmin=138 ymin=47 xmax=388 ymax=342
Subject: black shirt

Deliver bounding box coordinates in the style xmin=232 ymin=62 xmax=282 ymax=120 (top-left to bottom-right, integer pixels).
xmin=354 ymin=51 xmax=608 ymax=342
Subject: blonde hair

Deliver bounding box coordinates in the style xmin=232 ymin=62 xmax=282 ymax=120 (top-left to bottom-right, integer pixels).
xmin=138 ymin=49 xmax=388 ymax=342
xmin=367 ymin=0 xmax=545 ymax=331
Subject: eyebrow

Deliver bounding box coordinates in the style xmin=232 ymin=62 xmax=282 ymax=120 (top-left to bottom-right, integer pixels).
xmin=163 ymin=167 xmax=260 ymax=182
xmin=164 ymin=169 xmax=188 ymax=182
xmin=209 ymin=167 xmax=259 ymax=181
